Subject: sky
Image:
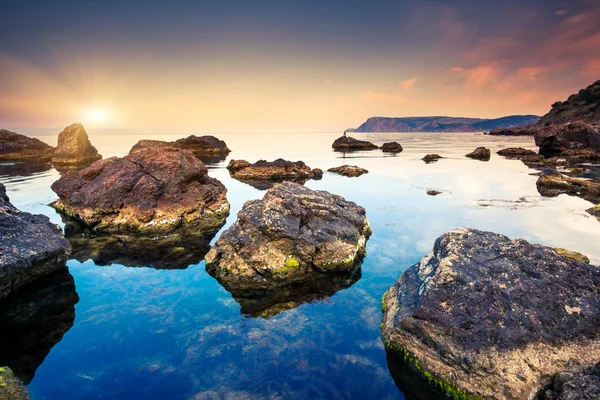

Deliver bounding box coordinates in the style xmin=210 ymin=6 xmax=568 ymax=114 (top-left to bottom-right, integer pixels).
xmin=1 ymin=0 xmax=600 ymax=133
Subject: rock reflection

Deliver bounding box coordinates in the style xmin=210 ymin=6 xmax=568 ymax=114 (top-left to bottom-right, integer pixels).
xmin=385 ymin=350 xmax=445 ymax=400
xmin=0 ymin=268 xmax=79 ymax=384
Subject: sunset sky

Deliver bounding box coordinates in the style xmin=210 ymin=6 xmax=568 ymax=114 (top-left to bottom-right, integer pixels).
xmin=1 ymin=0 xmax=599 ymax=133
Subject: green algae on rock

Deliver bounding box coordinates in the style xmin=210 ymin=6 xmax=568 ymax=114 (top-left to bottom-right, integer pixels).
xmin=381 ymin=228 xmax=600 ymax=400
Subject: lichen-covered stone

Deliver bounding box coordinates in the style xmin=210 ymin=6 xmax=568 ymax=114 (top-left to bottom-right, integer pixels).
xmin=51 ymin=123 xmax=101 ymax=166
xmin=381 ymin=228 xmax=600 ymax=400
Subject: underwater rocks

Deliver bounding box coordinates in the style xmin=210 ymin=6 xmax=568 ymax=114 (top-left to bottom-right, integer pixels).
xmin=422 ymin=154 xmax=442 ymax=163
xmin=331 ymin=135 xmax=378 ymax=151
xmin=205 ymin=182 xmax=371 ymax=290
xmin=536 ymin=168 xmax=600 ymax=204
xmin=0 ymin=367 xmax=29 ymax=400
xmin=497 ymin=147 xmax=537 ymax=158
xmin=0 ymin=268 xmax=78 ymax=384
xmin=534 ymin=121 xmax=600 ymax=156
xmin=0 ymin=183 xmax=70 ymax=300
xmin=51 ymin=123 xmax=101 ymax=167
xmin=51 ymin=147 xmax=229 ymax=234
xmin=0 ymin=129 xmax=55 ymax=162
xmin=381 ymin=228 xmax=600 ymax=400
xmin=227 ymin=158 xmax=322 ymax=189
xmin=130 ymin=135 xmax=230 ymax=163
xmin=327 ymin=165 xmax=369 ymax=177
xmin=381 ymin=142 xmax=403 ymax=153
xmin=465 ymin=146 xmax=491 ymax=161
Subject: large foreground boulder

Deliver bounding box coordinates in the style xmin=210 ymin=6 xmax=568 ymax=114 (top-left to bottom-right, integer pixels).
xmin=205 ymin=182 xmax=372 ymax=289
xmin=51 ymin=123 xmax=101 ymax=166
xmin=130 ymin=135 xmax=230 ymax=163
xmin=51 ymin=147 xmax=229 ymax=234
xmin=381 ymin=228 xmax=600 ymax=400
xmin=0 ymin=183 xmax=71 ymax=300
xmin=227 ymin=158 xmax=322 ymax=189
xmin=332 ymin=135 xmax=378 ymax=151
xmin=0 ymin=130 xmax=54 ymax=162
xmin=534 ymin=122 xmax=600 ymax=156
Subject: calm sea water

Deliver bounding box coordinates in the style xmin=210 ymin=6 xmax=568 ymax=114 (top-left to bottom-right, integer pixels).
xmin=1 ymin=132 xmax=599 ymax=400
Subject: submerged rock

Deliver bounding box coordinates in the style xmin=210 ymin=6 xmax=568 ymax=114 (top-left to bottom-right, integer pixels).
xmin=0 ymin=268 xmax=78 ymax=384
xmin=331 ymin=135 xmax=378 ymax=151
xmin=130 ymin=135 xmax=230 ymax=163
xmin=51 ymin=123 xmax=101 ymax=166
xmin=0 ymin=367 xmax=29 ymax=400
xmin=536 ymin=168 xmax=600 ymax=204
xmin=51 ymin=147 xmax=229 ymax=234
xmin=227 ymin=158 xmax=322 ymax=189
xmin=466 ymin=146 xmax=491 ymax=161
xmin=205 ymin=182 xmax=371 ymax=290
xmin=327 ymin=165 xmax=368 ymax=177
xmin=381 ymin=228 xmax=600 ymax=400
xmin=381 ymin=142 xmax=403 ymax=153
xmin=497 ymin=147 xmax=537 ymax=158
xmin=0 ymin=130 xmax=54 ymax=162
xmin=535 ymin=121 xmax=600 ymax=156
xmin=0 ymin=183 xmax=70 ymax=300
xmin=422 ymin=154 xmax=442 ymax=163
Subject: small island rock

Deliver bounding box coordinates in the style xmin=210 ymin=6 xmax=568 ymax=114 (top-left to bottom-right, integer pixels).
xmin=466 ymin=146 xmax=491 ymax=161
xmin=381 ymin=142 xmax=403 ymax=153
xmin=51 ymin=123 xmax=101 ymax=166
xmin=0 ymin=130 xmax=55 ymax=162
xmin=332 ymin=135 xmax=378 ymax=151
xmin=327 ymin=165 xmax=369 ymax=177
xmin=50 ymin=147 xmax=229 ymax=234
xmin=381 ymin=228 xmax=600 ymax=400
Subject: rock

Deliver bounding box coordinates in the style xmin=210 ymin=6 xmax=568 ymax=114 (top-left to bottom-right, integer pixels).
xmin=534 ymin=122 xmax=600 ymax=156
xmin=51 ymin=123 xmax=101 ymax=166
xmin=488 ymin=125 xmax=540 ymax=136
xmin=130 ymin=135 xmax=230 ymax=163
xmin=422 ymin=154 xmax=442 ymax=163
xmin=381 ymin=228 xmax=600 ymax=400
xmin=381 ymin=142 xmax=403 ymax=153
xmin=426 ymin=190 xmax=442 ymax=196
xmin=497 ymin=147 xmax=537 ymax=158
xmin=227 ymin=158 xmax=322 ymax=189
xmin=0 ymin=268 xmax=78 ymax=384
xmin=0 ymin=130 xmax=55 ymax=162
xmin=0 ymin=183 xmax=71 ymax=300
xmin=327 ymin=165 xmax=369 ymax=177
xmin=50 ymin=147 xmax=229 ymax=234
xmin=0 ymin=366 xmax=29 ymax=400
xmin=205 ymin=182 xmax=372 ymax=290
xmin=331 ymin=135 xmax=378 ymax=151
xmin=536 ymin=169 xmax=600 ymax=204
xmin=466 ymin=146 xmax=491 ymax=161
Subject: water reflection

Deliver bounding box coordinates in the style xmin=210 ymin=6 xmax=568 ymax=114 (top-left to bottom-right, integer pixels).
xmin=0 ymin=268 xmax=79 ymax=384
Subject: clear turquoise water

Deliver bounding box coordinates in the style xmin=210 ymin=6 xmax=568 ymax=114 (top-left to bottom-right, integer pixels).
xmin=1 ymin=132 xmax=599 ymax=399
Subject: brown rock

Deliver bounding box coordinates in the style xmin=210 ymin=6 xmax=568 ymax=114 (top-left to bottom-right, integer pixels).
xmin=327 ymin=165 xmax=369 ymax=177
xmin=466 ymin=146 xmax=491 ymax=161
xmin=0 ymin=130 xmax=54 ymax=162
xmin=51 ymin=123 xmax=101 ymax=166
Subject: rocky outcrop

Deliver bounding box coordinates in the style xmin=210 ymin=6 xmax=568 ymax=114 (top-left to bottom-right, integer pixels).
xmin=381 ymin=228 xmax=600 ymax=400
xmin=51 ymin=147 xmax=229 ymax=234
xmin=488 ymin=125 xmax=540 ymax=136
xmin=0 ymin=183 xmax=71 ymax=300
xmin=227 ymin=158 xmax=322 ymax=189
xmin=466 ymin=147 xmax=491 ymax=161
xmin=130 ymin=135 xmax=230 ymax=163
xmin=51 ymin=123 xmax=101 ymax=166
xmin=539 ymin=80 xmax=600 ymax=126
xmin=534 ymin=122 xmax=600 ymax=156
xmin=497 ymin=147 xmax=537 ymax=158
xmin=536 ymin=168 xmax=600 ymax=204
xmin=327 ymin=165 xmax=368 ymax=177
xmin=331 ymin=135 xmax=378 ymax=151
xmin=0 ymin=130 xmax=54 ymax=162
xmin=0 ymin=268 xmax=78 ymax=384
xmin=381 ymin=142 xmax=403 ymax=153
xmin=422 ymin=154 xmax=442 ymax=163
xmin=0 ymin=367 xmax=29 ymax=400
xmin=205 ymin=182 xmax=372 ymax=290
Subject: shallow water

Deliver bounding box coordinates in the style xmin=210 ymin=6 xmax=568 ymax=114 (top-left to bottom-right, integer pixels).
xmin=1 ymin=132 xmax=599 ymax=400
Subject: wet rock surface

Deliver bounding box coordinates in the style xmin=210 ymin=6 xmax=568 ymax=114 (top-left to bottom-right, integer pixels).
xmin=536 ymin=168 xmax=600 ymax=204
xmin=0 ymin=268 xmax=78 ymax=384
xmin=0 ymin=130 xmax=55 ymax=162
xmin=205 ymin=182 xmax=371 ymax=290
xmin=0 ymin=366 xmax=29 ymax=400
xmin=422 ymin=154 xmax=442 ymax=163
xmin=466 ymin=146 xmax=491 ymax=161
xmin=51 ymin=147 xmax=229 ymax=234
xmin=497 ymin=147 xmax=537 ymax=158
xmin=227 ymin=158 xmax=322 ymax=189
xmin=0 ymin=183 xmax=71 ymax=300
xmin=51 ymin=123 xmax=101 ymax=166
xmin=381 ymin=228 xmax=600 ymax=400
xmin=327 ymin=165 xmax=369 ymax=177
xmin=130 ymin=135 xmax=230 ymax=163
xmin=381 ymin=142 xmax=403 ymax=153
xmin=331 ymin=135 xmax=378 ymax=151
